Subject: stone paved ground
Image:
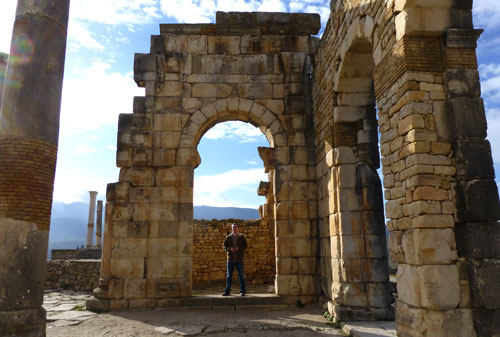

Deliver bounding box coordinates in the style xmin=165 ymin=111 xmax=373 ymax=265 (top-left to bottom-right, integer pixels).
xmin=44 ymin=290 xmax=395 ymax=337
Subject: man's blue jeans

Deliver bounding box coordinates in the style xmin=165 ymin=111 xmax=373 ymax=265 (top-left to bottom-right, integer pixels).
xmin=224 ymin=261 xmax=246 ymax=295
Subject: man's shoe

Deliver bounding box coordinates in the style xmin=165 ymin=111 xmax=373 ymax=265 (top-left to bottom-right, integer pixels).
xmin=240 ymin=293 xmax=246 ymax=296
xmin=222 ymin=293 xmax=230 ymax=296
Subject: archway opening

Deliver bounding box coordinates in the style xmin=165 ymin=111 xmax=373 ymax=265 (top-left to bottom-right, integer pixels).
xmin=191 ymin=120 xmax=276 ymax=296
xmin=326 ymin=36 xmax=393 ymax=319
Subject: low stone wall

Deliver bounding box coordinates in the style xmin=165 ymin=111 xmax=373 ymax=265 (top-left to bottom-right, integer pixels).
xmin=192 ymin=219 xmax=275 ymax=286
xmin=45 ymin=260 xmax=100 ymax=292
xmin=51 ymin=248 xmax=102 ymax=260
xmin=46 ymin=219 xmax=275 ymax=292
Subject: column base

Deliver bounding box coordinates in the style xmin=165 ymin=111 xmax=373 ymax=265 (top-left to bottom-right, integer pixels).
xmin=0 ymin=307 xmax=46 ymax=337
xmin=328 ymin=302 xmax=395 ymax=321
xmin=85 ymin=298 xmax=110 ymax=313
xmin=396 ymin=301 xmax=477 ymax=337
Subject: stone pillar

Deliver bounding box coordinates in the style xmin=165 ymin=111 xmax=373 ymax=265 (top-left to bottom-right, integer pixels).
xmin=95 ymin=200 xmax=103 ymax=248
xmin=0 ymin=52 xmax=7 ymax=109
xmin=86 ymin=191 xmax=98 ymax=248
xmin=444 ymin=28 xmax=500 ymax=337
xmin=0 ymin=1 xmax=69 ymax=336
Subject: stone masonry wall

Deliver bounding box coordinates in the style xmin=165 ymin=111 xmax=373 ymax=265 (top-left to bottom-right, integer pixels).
xmin=93 ymin=12 xmax=322 ymax=311
xmin=45 ymin=260 xmax=101 ymax=292
xmin=192 ymin=219 xmax=275 ymax=286
xmin=313 ymin=0 xmax=394 ymax=321
xmin=313 ymin=0 xmax=499 ymax=336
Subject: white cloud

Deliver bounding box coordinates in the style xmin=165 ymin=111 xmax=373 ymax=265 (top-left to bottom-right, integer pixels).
xmin=203 ymin=121 xmax=267 ymax=143
xmin=304 ymin=4 xmax=330 ymax=24
xmin=160 ymin=0 xmax=216 ymax=23
xmin=194 ymin=168 xmax=267 ymax=207
xmin=216 ymin=0 xmax=256 ymax=12
xmin=479 ymin=63 xmax=500 ymax=103
xmin=244 ymin=159 xmax=258 ymax=165
xmin=473 ymin=0 xmax=500 ymax=31
xmin=486 ymin=108 xmax=500 ymax=164
xmin=289 ymin=2 xmax=305 ymax=11
xmin=258 ymin=0 xmax=286 ymax=12
xmin=74 ymin=144 xmax=98 ymax=154
xmin=106 ymin=145 xmax=118 ymax=151
xmin=53 ymin=169 xmax=111 ymax=203
xmin=67 ymin=20 xmax=105 ymax=51
xmin=60 ymin=61 xmax=144 ymax=134
xmin=480 ymin=63 xmax=500 ymax=77
xmin=0 ymin=0 xmax=17 ymax=53
xmin=70 ymin=0 xmax=161 ymax=25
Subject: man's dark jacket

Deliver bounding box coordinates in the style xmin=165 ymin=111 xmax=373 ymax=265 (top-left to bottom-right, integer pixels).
xmin=223 ymin=234 xmax=247 ymax=262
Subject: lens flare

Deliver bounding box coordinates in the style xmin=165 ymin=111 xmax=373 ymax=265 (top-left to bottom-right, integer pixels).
xmin=10 ymin=35 xmax=34 ymax=65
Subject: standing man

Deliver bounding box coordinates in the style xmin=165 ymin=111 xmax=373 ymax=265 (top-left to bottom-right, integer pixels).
xmin=222 ymin=223 xmax=247 ymax=296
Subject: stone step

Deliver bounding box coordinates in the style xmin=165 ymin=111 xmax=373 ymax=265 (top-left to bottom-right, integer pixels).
xmin=87 ymin=294 xmax=316 ymax=312
xmin=341 ymin=321 xmax=397 ymax=337
xmin=160 ymin=293 xmax=289 ymax=310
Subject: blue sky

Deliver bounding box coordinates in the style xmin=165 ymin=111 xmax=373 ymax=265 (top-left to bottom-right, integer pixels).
xmin=0 ymin=0 xmax=499 ymax=209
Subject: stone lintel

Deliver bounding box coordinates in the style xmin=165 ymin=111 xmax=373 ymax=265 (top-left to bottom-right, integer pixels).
xmin=160 ymin=12 xmax=321 ymax=37
xmin=160 ymin=24 xmax=216 ymax=35
xmin=446 ymin=28 xmax=483 ymax=48
xmin=216 ymin=12 xmax=320 ymax=36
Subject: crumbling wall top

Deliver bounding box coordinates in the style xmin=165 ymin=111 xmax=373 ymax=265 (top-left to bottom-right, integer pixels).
xmin=160 ymin=11 xmax=321 ymax=36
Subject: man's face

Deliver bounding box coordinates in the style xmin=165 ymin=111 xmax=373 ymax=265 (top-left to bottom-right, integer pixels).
xmin=232 ymin=224 xmax=238 ymax=235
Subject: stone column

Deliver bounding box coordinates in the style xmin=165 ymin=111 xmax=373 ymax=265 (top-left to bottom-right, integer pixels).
xmin=0 ymin=1 xmax=70 ymax=336
xmin=86 ymin=191 xmax=98 ymax=248
xmin=95 ymin=200 xmax=103 ymax=248
xmin=0 ymin=52 xmax=7 ymax=109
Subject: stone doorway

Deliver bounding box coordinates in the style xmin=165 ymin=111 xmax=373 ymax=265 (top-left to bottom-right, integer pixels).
xmin=191 ymin=121 xmax=275 ymax=295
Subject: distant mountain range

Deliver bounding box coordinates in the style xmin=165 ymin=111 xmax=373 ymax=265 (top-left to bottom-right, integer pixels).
xmin=48 ymin=202 xmax=260 ymax=254
xmin=193 ymin=205 xmax=259 ymax=220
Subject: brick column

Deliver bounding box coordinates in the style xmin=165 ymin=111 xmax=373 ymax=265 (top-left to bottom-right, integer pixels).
xmin=0 ymin=0 xmax=69 ymax=336
xmin=86 ymin=191 xmax=98 ymax=248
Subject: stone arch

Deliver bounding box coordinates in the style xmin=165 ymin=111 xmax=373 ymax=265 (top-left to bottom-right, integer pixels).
xmin=179 ymin=99 xmax=288 ymax=150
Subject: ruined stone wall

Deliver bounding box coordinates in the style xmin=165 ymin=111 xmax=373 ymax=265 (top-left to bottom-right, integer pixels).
xmin=92 ymin=12 xmax=322 ymax=311
xmin=192 ymin=219 xmax=275 ymax=286
xmin=45 ymin=260 xmax=101 ymax=292
xmin=314 ymin=0 xmax=499 ymax=336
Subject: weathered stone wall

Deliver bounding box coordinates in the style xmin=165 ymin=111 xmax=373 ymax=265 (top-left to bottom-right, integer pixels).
xmin=313 ymin=0 xmax=499 ymax=336
xmin=45 ymin=260 xmax=101 ymax=292
xmin=192 ymin=219 xmax=275 ymax=286
xmin=92 ymin=12 xmax=321 ymax=312
xmin=313 ymin=1 xmax=394 ymax=321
